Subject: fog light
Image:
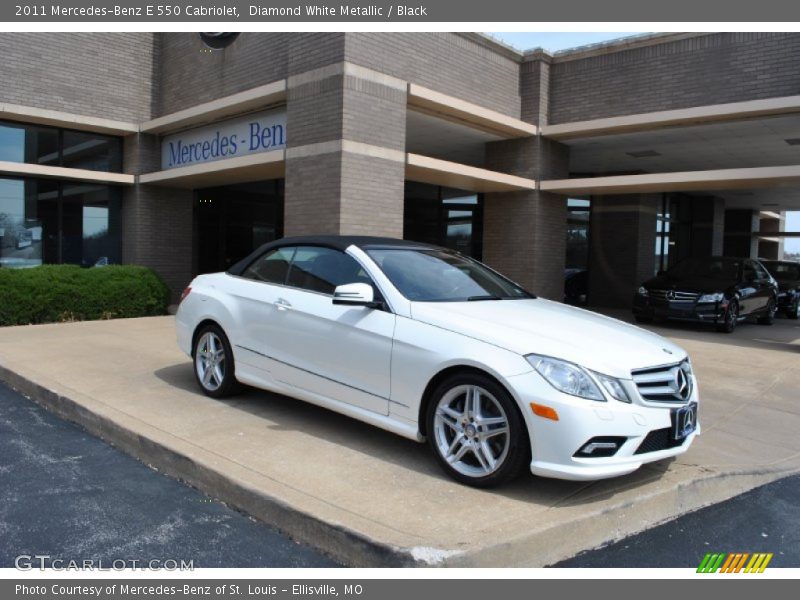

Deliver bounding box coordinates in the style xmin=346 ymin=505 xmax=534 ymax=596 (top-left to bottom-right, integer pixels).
xmin=574 ymin=436 xmax=627 ymax=457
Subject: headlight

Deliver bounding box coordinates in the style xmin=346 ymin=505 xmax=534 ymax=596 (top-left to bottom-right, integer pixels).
xmin=527 ymin=354 xmax=614 ymax=402
xmin=698 ymin=292 xmax=724 ymax=303
xmin=637 ymin=286 xmax=649 ymax=296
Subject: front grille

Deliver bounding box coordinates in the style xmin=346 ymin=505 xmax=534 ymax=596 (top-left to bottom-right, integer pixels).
xmin=632 ymin=360 xmax=693 ymax=403
xmin=649 ymin=289 xmax=699 ymax=303
xmin=634 ymin=428 xmax=686 ymax=454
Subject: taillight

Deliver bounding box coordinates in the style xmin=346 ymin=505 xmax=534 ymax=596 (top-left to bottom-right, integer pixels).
xmin=179 ymin=286 xmax=192 ymax=304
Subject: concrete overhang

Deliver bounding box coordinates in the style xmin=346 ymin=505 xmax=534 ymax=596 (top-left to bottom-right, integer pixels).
xmin=542 ymin=95 xmax=800 ymax=141
xmin=405 ymin=153 xmax=536 ymax=193
xmin=0 ymin=161 xmax=134 ymax=185
xmin=407 ymin=84 xmax=537 ymax=139
xmin=540 ymin=165 xmax=800 ymax=195
xmin=140 ymin=80 xmax=287 ymax=135
xmin=138 ymin=150 xmax=285 ymax=188
xmin=0 ymin=103 xmax=138 ymax=136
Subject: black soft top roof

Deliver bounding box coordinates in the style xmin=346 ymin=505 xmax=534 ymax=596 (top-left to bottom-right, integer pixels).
xmin=227 ymin=235 xmax=440 ymax=276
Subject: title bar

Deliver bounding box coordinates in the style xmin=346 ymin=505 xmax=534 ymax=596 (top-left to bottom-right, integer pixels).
xmin=4 ymin=0 xmax=800 ymax=22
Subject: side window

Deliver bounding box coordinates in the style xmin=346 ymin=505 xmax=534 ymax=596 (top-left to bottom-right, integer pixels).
xmin=753 ymin=261 xmax=770 ymax=281
xmin=241 ymin=247 xmax=295 ymax=284
xmin=287 ymin=246 xmax=372 ymax=295
xmin=742 ymin=260 xmax=758 ymax=282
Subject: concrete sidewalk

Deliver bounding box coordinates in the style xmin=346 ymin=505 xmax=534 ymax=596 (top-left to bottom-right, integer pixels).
xmin=0 ymin=315 xmax=798 ymax=566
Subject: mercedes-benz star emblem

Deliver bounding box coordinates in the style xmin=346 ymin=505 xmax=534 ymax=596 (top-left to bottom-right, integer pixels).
xmin=682 ymin=409 xmax=695 ymax=432
xmin=674 ymin=368 xmax=688 ymax=399
xmin=666 ymin=290 xmax=676 ymax=300
xmin=199 ymin=33 xmax=240 ymax=49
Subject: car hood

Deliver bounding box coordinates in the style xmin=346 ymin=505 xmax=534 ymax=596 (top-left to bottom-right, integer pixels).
xmin=410 ymin=299 xmax=687 ymax=379
xmin=642 ymin=275 xmax=735 ymax=294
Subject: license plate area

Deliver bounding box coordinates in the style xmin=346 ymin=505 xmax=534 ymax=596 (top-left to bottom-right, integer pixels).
xmin=672 ymin=403 xmax=698 ymax=440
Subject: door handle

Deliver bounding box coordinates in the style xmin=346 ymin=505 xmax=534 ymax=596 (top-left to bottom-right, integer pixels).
xmin=275 ymin=298 xmax=292 ymax=310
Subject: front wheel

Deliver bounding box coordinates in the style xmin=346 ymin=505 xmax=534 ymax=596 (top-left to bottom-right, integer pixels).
xmin=426 ymin=373 xmax=530 ymax=488
xmin=192 ymin=325 xmax=242 ymax=398
xmin=717 ymin=299 xmax=739 ymax=333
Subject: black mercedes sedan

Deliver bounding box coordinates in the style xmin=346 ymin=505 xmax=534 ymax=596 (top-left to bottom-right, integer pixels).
xmin=762 ymin=260 xmax=800 ymax=319
xmin=632 ymin=256 xmax=778 ymax=333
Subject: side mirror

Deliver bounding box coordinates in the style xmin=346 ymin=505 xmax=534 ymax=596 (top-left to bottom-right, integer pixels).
xmin=332 ymin=282 xmax=377 ymax=307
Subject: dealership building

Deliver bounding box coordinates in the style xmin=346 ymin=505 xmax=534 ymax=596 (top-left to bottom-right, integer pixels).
xmin=1 ymin=32 xmax=798 ymax=304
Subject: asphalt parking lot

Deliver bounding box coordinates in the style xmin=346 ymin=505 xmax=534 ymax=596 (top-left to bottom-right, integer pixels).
xmin=0 ymin=311 xmax=797 ymax=566
xmin=0 ymin=381 xmax=338 ymax=568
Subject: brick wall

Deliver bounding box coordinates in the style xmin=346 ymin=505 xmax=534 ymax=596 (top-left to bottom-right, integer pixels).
xmin=154 ymin=33 xmax=345 ymax=116
xmin=549 ymin=33 xmax=800 ymax=123
xmin=345 ymin=33 xmax=521 ymax=118
xmin=0 ymin=32 xmax=154 ymax=122
xmin=483 ymin=137 xmax=570 ymax=300
xmin=284 ymin=152 xmax=343 ymax=236
xmin=123 ymin=134 xmax=193 ymax=301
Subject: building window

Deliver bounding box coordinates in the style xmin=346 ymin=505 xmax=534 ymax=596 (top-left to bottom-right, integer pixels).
xmin=0 ymin=177 xmax=121 ymax=268
xmin=0 ymin=121 xmax=122 ymax=172
xmin=403 ymin=182 xmax=483 ymax=259
xmin=565 ymin=198 xmax=591 ymax=305
xmin=195 ymin=180 xmax=284 ymax=274
xmin=655 ymin=194 xmax=692 ymax=273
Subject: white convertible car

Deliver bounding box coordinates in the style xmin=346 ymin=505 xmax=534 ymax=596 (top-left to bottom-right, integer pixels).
xmin=176 ymin=236 xmax=699 ymax=487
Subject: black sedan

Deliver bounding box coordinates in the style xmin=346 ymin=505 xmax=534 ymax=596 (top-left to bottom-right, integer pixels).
xmin=762 ymin=260 xmax=800 ymax=319
xmin=632 ymin=256 xmax=778 ymax=333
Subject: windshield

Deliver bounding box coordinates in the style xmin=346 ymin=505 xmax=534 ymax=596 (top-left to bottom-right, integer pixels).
xmin=764 ymin=262 xmax=800 ymax=280
xmin=667 ymin=257 xmax=741 ymax=280
xmin=366 ymin=248 xmax=532 ymax=302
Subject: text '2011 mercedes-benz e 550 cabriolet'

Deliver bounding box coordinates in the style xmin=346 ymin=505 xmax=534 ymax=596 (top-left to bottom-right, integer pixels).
xmin=176 ymin=236 xmax=700 ymax=487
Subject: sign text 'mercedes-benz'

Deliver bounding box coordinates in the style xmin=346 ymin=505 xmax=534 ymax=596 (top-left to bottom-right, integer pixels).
xmin=161 ymin=108 xmax=286 ymax=170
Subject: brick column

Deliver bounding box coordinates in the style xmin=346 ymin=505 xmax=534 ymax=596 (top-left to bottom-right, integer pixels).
xmin=284 ymin=62 xmax=406 ymax=238
xmin=587 ymin=194 xmax=659 ymax=308
xmin=689 ymin=196 xmax=726 ymax=256
xmin=483 ymin=137 xmax=569 ymax=300
xmin=723 ymin=209 xmax=760 ymax=257
xmin=122 ymin=133 xmax=193 ymax=301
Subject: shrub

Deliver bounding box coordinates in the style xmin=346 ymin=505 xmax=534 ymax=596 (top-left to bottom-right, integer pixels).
xmin=0 ymin=265 xmax=171 ymax=326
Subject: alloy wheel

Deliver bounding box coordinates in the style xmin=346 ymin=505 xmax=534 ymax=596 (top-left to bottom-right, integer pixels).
xmin=195 ymin=331 xmax=226 ymax=391
xmin=432 ymin=384 xmax=511 ymax=478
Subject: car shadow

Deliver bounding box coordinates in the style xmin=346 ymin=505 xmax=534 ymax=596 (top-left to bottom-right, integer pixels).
xmin=154 ymin=362 xmax=675 ymax=506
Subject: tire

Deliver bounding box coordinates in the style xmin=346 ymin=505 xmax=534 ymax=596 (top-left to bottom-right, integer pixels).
xmin=634 ymin=314 xmax=653 ymax=324
xmin=757 ymin=296 xmax=777 ymax=326
xmin=192 ymin=324 xmax=242 ymax=398
xmin=426 ymin=373 xmax=530 ymax=488
xmin=787 ymin=297 xmax=799 ymax=320
xmin=716 ymin=299 xmax=739 ymax=333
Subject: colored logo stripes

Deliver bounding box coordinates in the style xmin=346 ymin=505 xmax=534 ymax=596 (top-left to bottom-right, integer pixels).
xmin=697 ymin=552 xmax=773 ymax=573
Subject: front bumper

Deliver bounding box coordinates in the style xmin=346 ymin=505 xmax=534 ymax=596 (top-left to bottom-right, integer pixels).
xmin=505 ymin=370 xmax=700 ymax=481
xmin=777 ymin=291 xmax=798 ymax=310
xmin=633 ymin=295 xmax=723 ymax=324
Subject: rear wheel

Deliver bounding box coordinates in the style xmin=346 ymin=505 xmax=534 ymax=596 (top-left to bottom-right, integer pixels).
xmin=717 ymin=299 xmax=739 ymax=333
xmin=757 ymin=296 xmax=777 ymax=325
xmin=192 ymin=325 xmax=242 ymax=398
xmin=426 ymin=373 xmax=529 ymax=488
